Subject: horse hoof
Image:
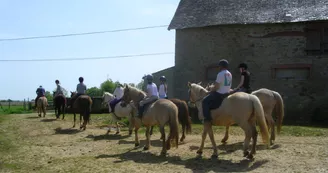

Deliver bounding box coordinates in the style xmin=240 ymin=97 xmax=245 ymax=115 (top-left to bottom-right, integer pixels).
xmin=115 ymin=132 xmax=120 ymax=135
xmin=128 ymin=130 xmax=133 ymax=136
xmin=135 ymin=143 xmax=140 ymax=147
xmin=211 ymin=154 xmax=218 ymax=159
xmin=143 ymin=146 xmax=149 ymax=150
xmin=160 ymin=151 xmax=167 ymax=156
xmin=196 ymin=150 xmax=203 ymax=155
xmin=243 ymin=151 xmax=250 ymax=157
xmin=246 ymin=154 xmax=254 ymax=160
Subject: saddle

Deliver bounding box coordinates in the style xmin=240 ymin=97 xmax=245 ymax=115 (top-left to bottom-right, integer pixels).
xmin=138 ymin=98 xmax=158 ymax=117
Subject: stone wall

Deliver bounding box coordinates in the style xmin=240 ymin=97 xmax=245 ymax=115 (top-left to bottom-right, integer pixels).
xmin=173 ymin=22 xmax=328 ymax=124
xmin=152 ymin=66 xmax=175 ymax=98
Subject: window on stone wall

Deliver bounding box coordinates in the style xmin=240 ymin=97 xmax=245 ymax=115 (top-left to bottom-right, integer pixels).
xmin=272 ymin=64 xmax=311 ymax=80
xmin=305 ymin=22 xmax=328 ymax=55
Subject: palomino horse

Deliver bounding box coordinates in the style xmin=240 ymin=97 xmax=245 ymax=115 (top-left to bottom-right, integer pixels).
xmin=53 ymin=91 xmax=67 ymax=120
xmin=37 ymin=96 xmax=48 ymax=117
xmin=102 ymin=92 xmax=135 ymax=135
xmin=205 ymin=83 xmax=284 ymax=145
xmin=120 ymin=85 xmax=179 ymax=155
xmin=70 ymin=92 xmax=93 ymax=130
xmin=188 ymin=82 xmax=269 ymax=159
xmin=149 ymin=98 xmax=192 ymax=142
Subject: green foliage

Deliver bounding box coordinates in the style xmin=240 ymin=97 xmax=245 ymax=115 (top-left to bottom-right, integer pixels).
xmin=0 ymin=105 xmax=32 ymax=115
xmin=45 ymin=91 xmax=53 ymax=101
xmin=86 ymin=87 xmax=103 ymax=97
xmin=100 ymin=79 xmax=116 ymax=93
xmin=136 ymin=80 xmax=144 ymax=90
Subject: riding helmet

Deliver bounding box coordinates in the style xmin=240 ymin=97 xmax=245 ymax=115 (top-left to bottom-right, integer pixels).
xmin=146 ymin=74 xmax=153 ymax=81
xmin=160 ymin=76 xmax=166 ymax=82
xmin=218 ymin=59 xmax=229 ymax=68
xmin=79 ymin=77 xmax=84 ymax=82
xmin=238 ymin=63 xmax=248 ymax=69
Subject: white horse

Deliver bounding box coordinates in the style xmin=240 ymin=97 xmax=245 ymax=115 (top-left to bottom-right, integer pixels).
xmin=102 ymin=92 xmax=135 ymax=135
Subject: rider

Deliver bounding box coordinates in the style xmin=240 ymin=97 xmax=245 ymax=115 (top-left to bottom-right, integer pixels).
xmin=158 ymin=76 xmax=168 ymax=99
xmin=70 ymin=77 xmax=87 ymax=106
xmin=109 ymin=83 xmax=124 ymax=113
xmin=233 ymin=62 xmax=251 ymax=93
xmin=54 ymin=80 xmax=64 ymax=97
xmin=202 ymin=59 xmax=232 ymax=122
xmin=138 ymin=74 xmax=159 ymax=117
xmin=35 ymin=85 xmax=45 ymax=108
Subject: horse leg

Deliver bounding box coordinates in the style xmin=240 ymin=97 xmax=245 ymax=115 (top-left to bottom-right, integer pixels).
xmin=207 ymin=123 xmax=218 ymax=158
xmin=115 ymin=122 xmax=120 ymax=135
xmin=160 ymin=126 xmax=167 ymax=156
xmin=248 ymin=124 xmax=258 ymax=160
xmin=221 ymin=125 xmax=230 ymax=143
xmin=180 ymin=123 xmax=186 ymax=142
xmin=150 ymin=126 xmax=154 ymax=136
xmin=73 ymin=113 xmax=76 ymax=128
xmin=62 ymin=105 xmax=65 ymax=120
xmin=241 ymin=125 xmax=252 ymax=158
xmin=265 ymin=112 xmax=275 ymax=145
xmin=127 ymin=115 xmax=133 ymax=136
xmin=79 ymin=114 xmax=82 ymax=129
xmin=197 ymin=121 xmax=209 ymax=155
xmin=134 ymin=118 xmax=141 ymax=147
xmin=143 ymin=126 xmax=151 ymax=150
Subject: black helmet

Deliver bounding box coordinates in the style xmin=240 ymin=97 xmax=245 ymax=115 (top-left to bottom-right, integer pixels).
xmin=79 ymin=77 xmax=84 ymax=82
xmin=146 ymin=74 xmax=153 ymax=81
xmin=218 ymin=59 xmax=229 ymax=68
xmin=55 ymin=80 xmax=60 ymax=84
xmin=238 ymin=63 xmax=248 ymax=69
xmin=160 ymin=76 xmax=166 ymax=82
xmin=39 ymin=85 xmax=42 ymax=88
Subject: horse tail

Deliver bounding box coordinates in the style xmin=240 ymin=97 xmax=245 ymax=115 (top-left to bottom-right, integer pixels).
xmin=272 ymin=91 xmax=284 ymax=134
xmin=251 ymin=95 xmax=270 ymax=145
xmin=181 ymin=100 xmax=192 ymax=134
xmin=168 ymin=105 xmax=179 ymax=148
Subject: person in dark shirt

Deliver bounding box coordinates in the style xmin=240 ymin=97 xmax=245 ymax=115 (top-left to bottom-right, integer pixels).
xmin=233 ymin=63 xmax=251 ymax=94
xmin=35 ymin=85 xmax=45 ymax=108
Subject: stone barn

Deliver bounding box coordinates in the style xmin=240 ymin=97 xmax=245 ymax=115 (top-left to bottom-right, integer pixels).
xmin=167 ymin=0 xmax=328 ymax=123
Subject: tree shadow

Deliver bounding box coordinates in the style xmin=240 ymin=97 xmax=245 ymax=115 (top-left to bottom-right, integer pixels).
xmin=118 ymin=139 xmax=163 ymax=147
xmin=53 ymin=127 xmax=81 ymax=135
xmin=95 ymin=149 xmax=269 ymax=172
xmin=40 ymin=118 xmax=57 ymax=122
xmin=85 ymin=134 xmax=130 ymax=141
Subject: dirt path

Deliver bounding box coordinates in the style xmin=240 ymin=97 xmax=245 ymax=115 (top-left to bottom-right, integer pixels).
xmin=1 ymin=113 xmax=328 ymax=173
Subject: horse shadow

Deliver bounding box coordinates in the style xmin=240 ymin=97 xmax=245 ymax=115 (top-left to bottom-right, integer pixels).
xmin=118 ymin=139 xmax=163 ymax=147
xmin=85 ymin=134 xmax=130 ymax=141
xmin=25 ymin=116 xmax=40 ymax=119
xmin=40 ymin=118 xmax=57 ymax=122
xmin=95 ymin=149 xmax=269 ymax=172
xmin=189 ymin=142 xmax=280 ymax=154
xmin=54 ymin=127 xmax=81 ymax=135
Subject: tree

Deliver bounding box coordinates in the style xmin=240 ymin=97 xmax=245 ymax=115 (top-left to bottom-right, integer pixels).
xmin=45 ymin=91 xmax=53 ymax=101
xmin=100 ymin=79 xmax=116 ymax=93
xmin=128 ymin=83 xmax=135 ymax=87
xmin=136 ymin=80 xmax=144 ymax=90
xmin=86 ymin=87 xmax=103 ymax=97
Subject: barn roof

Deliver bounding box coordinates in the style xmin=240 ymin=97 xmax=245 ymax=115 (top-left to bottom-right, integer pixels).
xmin=168 ymin=0 xmax=328 ymax=30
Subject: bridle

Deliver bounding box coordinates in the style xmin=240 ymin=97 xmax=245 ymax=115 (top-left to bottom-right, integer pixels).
xmin=188 ymin=89 xmax=204 ymax=104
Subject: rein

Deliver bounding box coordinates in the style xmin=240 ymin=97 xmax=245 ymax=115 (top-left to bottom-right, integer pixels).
xmin=188 ymin=89 xmax=205 ymax=104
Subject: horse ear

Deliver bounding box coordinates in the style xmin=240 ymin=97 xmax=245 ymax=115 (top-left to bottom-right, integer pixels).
xmin=70 ymin=91 xmax=73 ymax=94
xmin=197 ymin=81 xmax=202 ymax=85
xmin=188 ymin=82 xmax=191 ymax=88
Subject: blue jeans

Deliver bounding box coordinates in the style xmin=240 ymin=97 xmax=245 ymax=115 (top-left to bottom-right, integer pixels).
xmin=236 ymin=87 xmax=251 ymax=94
xmin=109 ymin=98 xmax=121 ymax=112
xmin=202 ymin=92 xmax=226 ymax=121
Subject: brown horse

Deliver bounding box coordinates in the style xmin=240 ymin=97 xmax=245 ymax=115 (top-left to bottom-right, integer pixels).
xmin=53 ymin=91 xmax=67 ymax=120
xmin=205 ymin=83 xmax=284 ymax=145
xmin=120 ymin=85 xmax=179 ymax=155
xmin=70 ymin=92 xmax=93 ymax=130
xmin=149 ymin=98 xmax=192 ymax=142
xmin=188 ymin=82 xmax=269 ymax=159
xmin=37 ymin=96 xmax=48 ymax=117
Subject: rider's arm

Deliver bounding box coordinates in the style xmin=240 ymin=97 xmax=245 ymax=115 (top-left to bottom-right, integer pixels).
xmin=234 ymin=75 xmax=245 ymax=90
xmin=207 ymin=73 xmax=222 ymax=94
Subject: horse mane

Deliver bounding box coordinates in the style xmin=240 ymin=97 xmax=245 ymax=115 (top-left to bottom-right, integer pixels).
xmin=191 ymin=83 xmax=208 ymax=96
xmin=127 ymin=85 xmax=147 ymax=96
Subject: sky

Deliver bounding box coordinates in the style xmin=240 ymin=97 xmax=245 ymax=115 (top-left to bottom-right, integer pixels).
xmin=0 ymin=0 xmax=179 ymax=100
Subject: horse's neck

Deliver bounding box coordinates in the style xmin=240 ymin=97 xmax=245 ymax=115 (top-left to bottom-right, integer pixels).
xmin=132 ymin=91 xmax=146 ymax=104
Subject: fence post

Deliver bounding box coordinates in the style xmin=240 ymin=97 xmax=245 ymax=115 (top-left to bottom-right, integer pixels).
xmin=24 ymin=99 xmax=26 ymax=111
xmin=8 ymin=100 xmax=11 ymax=109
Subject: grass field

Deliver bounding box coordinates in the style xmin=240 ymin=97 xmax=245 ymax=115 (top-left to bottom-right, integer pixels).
xmin=0 ymin=113 xmax=328 ymax=173
xmin=0 ymin=105 xmax=32 ymax=115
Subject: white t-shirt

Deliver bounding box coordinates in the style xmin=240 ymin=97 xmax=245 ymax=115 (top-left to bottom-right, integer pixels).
xmin=215 ymin=69 xmax=232 ymax=94
xmin=113 ymin=87 xmax=124 ymax=99
xmin=147 ymin=83 xmax=159 ymax=97
xmin=158 ymin=84 xmax=167 ymax=96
